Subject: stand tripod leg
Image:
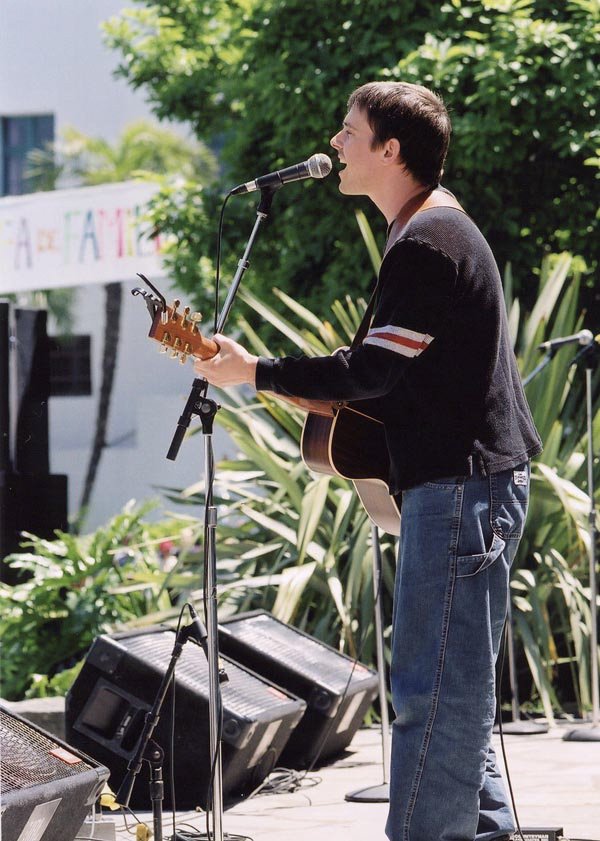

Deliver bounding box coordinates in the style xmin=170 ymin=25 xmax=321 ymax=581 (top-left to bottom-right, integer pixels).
xmin=497 ymin=600 xmax=548 ymax=735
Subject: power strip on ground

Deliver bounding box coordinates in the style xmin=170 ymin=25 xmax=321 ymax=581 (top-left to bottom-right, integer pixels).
xmin=516 ymin=829 xmax=565 ymax=841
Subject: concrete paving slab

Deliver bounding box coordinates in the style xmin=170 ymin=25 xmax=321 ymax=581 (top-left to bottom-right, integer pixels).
xmin=102 ymin=722 xmax=599 ymax=841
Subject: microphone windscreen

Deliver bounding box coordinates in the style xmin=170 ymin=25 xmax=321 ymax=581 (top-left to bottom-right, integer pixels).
xmin=307 ymin=153 xmax=333 ymax=179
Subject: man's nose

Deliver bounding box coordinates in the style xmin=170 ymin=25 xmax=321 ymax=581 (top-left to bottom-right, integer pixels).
xmin=330 ymin=131 xmax=342 ymax=151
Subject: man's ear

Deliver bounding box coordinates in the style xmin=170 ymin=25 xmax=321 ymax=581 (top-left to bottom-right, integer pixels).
xmin=382 ymin=137 xmax=402 ymax=164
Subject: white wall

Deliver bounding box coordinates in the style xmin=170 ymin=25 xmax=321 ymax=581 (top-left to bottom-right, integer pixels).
xmin=0 ymin=0 xmax=160 ymax=142
xmin=48 ymin=283 xmax=235 ymax=529
xmin=1 ymin=0 xmax=237 ymax=530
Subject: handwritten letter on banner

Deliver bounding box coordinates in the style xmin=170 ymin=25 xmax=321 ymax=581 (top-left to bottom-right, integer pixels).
xmin=0 ymin=180 xmax=166 ymax=293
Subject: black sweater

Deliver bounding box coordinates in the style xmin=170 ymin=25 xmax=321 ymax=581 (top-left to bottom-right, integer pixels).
xmin=255 ymin=206 xmax=542 ymax=493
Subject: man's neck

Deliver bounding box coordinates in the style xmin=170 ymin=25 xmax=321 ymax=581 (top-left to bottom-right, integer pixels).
xmin=372 ymin=175 xmax=429 ymax=225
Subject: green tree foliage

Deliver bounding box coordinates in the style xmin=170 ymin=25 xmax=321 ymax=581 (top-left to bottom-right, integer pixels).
xmin=102 ymin=0 xmax=445 ymax=321
xmin=26 ymin=120 xmax=218 ymax=189
xmin=393 ymin=0 xmax=600 ymax=298
xmin=103 ymin=0 xmax=598 ymax=323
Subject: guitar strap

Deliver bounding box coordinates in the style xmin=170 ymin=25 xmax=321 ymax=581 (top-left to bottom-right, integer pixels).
xmin=350 ymin=188 xmax=466 ymax=350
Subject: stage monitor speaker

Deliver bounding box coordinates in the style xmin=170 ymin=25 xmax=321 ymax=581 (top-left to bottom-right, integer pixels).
xmin=65 ymin=626 xmax=306 ymax=810
xmin=0 ymin=704 xmax=110 ymax=841
xmin=218 ymin=611 xmax=379 ymax=768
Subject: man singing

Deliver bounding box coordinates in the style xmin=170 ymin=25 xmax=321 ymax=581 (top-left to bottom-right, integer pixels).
xmin=193 ymin=81 xmax=542 ymax=841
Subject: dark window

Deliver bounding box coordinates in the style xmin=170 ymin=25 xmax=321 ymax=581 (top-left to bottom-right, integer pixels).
xmin=1 ymin=114 xmax=54 ymax=196
xmin=49 ymin=335 xmax=92 ymax=397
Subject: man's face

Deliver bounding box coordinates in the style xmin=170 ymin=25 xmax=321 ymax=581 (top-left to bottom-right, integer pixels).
xmin=330 ymin=104 xmax=381 ymax=196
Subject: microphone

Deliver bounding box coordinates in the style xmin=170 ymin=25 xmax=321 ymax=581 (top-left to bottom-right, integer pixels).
xmin=538 ymin=329 xmax=594 ymax=351
xmin=230 ymin=153 xmax=332 ymax=195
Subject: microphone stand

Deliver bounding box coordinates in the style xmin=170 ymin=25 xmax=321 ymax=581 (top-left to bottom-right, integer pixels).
xmin=519 ymin=337 xmax=599 ymax=739
xmin=563 ymin=339 xmax=600 ymax=742
xmin=114 ymin=611 xmax=210 ymax=840
xmin=215 ymin=188 xmax=276 ymax=332
xmin=495 ymin=347 xmax=562 ymax=735
xmin=166 ymin=187 xmax=278 ymax=841
xmin=495 ymin=599 xmax=548 ymax=735
xmin=345 ymin=524 xmax=391 ymax=803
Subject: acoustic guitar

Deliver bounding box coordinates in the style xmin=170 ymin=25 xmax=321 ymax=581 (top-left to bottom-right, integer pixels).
xmin=300 ymin=402 xmax=400 ymax=535
xmin=133 ymin=276 xmax=400 ymax=535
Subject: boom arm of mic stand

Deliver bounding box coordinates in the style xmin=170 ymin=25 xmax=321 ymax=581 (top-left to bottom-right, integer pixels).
xmin=114 ymin=616 xmax=220 ymax=811
xmin=216 ymin=187 xmax=276 ymax=333
xmin=167 ymin=189 xmax=276 ymax=462
xmin=522 ymin=349 xmax=556 ymax=387
xmin=114 ymin=632 xmax=186 ymax=809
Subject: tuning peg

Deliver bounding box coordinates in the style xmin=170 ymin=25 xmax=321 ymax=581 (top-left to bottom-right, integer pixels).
xmin=170 ymin=299 xmax=181 ymax=321
xmin=190 ymin=312 xmax=202 ymax=334
xmin=160 ymin=333 xmax=171 ymax=353
xmin=179 ymin=342 xmax=193 ymax=364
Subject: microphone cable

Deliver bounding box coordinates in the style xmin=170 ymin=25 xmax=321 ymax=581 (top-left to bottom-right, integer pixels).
xmin=213 ymin=190 xmax=235 ymax=334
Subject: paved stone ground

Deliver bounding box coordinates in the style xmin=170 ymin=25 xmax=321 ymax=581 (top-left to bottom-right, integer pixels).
xmin=98 ymin=721 xmax=599 ymax=841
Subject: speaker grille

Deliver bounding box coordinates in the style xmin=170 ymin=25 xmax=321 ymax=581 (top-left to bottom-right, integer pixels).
xmin=222 ymin=614 xmax=369 ymax=692
xmin=0 ymin=709 xmax=92 ymax=793
xmin=119 ymin=630 xmax=294 ymax=717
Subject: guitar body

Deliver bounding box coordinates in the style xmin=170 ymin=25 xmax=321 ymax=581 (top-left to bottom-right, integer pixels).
xmin=301 ymin=405 xmax=401 ymax=536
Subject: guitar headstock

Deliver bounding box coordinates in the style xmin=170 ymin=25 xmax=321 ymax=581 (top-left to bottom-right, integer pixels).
xmin=132 ymin=274 xmax=218 ymax=364
xmin=149 ymin=299 xmax=218 ymax=364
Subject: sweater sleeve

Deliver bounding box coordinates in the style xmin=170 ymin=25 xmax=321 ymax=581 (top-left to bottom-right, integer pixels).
xmin=255 ymin=238 xmax=457 ymax=401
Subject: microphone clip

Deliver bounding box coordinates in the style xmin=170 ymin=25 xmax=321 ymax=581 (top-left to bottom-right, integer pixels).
xmin=257 ymin=185 xmax=278 ymax=215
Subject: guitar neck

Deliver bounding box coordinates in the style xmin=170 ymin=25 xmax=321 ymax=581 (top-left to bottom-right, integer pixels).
xmin=144 ymin=296 xmax=337 ymax=415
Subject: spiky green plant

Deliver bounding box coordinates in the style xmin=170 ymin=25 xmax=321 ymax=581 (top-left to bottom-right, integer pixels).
xmin=174 ymin=234 xmax=598 ymax=719
xmin=507 ymin=253 xmax=599 ymax=720
xmin=0 ymin=502 xmax=202 ymax=700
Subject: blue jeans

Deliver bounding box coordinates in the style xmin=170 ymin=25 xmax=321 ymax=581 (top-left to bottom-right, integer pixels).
xmin=385 ymin=462 xmax=529 ymax=841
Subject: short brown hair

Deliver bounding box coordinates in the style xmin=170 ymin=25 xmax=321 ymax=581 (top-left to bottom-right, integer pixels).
xmin=348 ymin=81 xmax=451 ymax=188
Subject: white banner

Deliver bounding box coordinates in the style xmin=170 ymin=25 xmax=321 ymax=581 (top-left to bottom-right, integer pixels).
xmin=0 ymin=180 xmax=167 ymax=293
